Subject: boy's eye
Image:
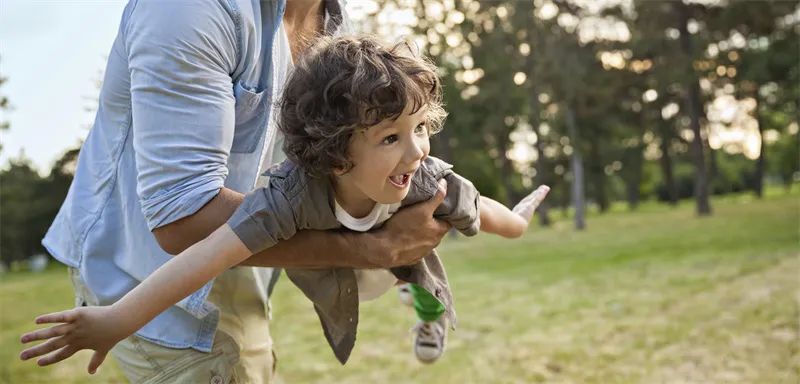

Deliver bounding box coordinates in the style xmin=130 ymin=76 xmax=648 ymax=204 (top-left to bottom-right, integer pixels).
xmin=414 ymin=123 xmax=428 ymax=135
xmin=381 ymin=134 xmax=398 ymax=145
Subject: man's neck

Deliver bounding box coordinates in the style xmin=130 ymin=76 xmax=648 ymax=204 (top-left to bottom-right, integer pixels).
xmin=283 ymin=0 xmax=324 ymax=29
xmin=283 ymin=0 xmax=325 ymax=62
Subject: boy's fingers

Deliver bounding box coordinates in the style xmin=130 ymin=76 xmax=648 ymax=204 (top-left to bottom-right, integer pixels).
xmin=527 ymin=185 xmax=550 ymax=200
xmin=35 ymin=309 xmax=78 ymax=325
xmin=20 ymin=323 xmax=72 ymax=344
xmin=534 ymin=185 xmax=551 ymax=200
xmin=88 ymin=350 xmax=107 ymax=374
xmin=523 ymin=185 xmax=551 ymax=207
xmin=37 ymin=345 xmax=79 ymax=367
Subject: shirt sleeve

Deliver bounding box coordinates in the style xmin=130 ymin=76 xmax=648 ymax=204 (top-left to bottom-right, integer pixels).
xmin=227 ymin=183 xmax=299 ymax=254
xmin=435 ymin=171 xmax=481 ymax=236
xmin=125 ymin=0 xmax=239 ymax=230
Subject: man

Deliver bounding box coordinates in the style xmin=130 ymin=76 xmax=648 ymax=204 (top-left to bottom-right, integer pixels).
xmin=42 ymin=0 xmax=449 ymax=382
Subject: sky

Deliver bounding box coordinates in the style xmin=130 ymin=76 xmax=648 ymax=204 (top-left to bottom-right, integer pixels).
xmin=0 ymin=1 xmax=378 ymax=175
xmin=0 ymin=1 xmax=128 ymax=173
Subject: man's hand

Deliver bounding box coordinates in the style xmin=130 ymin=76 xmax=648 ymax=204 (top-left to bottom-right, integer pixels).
xmin=20 ymin=306 xmax=131 ymax=375
xmin=369 ymin=179 xmax=451 ymax=268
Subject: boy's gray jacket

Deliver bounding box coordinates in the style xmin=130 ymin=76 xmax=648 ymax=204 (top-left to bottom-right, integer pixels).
xmin=227 ymin=156 xmax=480 ymax=364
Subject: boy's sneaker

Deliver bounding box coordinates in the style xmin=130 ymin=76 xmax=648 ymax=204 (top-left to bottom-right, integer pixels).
xmin=397 ymin=283 xmax=413 ymax=307
xmin=412 ymin=316 xmax=447 ymax=364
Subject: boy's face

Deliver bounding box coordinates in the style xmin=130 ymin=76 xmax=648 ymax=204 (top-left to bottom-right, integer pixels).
xmin=337 ymin=104 xmax=431 ymax=205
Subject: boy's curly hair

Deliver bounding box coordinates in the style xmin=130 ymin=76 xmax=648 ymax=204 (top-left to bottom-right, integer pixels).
xmin=278 ymin=35 xmax=447 ymax=177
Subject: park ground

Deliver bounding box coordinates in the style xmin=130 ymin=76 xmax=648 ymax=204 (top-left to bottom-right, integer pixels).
xmin=1 ymin=190 xmax=798 ymax=383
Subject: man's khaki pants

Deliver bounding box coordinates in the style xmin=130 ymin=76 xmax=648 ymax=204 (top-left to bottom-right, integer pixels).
xmin=70 ymin=267 xmax=276 ymax=384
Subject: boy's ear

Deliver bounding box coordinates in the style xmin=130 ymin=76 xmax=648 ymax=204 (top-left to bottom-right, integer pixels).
xmin=332 ymin=162 xmax=352 ymax=176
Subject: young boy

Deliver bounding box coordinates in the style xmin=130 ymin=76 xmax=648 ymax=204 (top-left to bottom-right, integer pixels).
xmin=20 ymin=36 xmax=549 ymax=372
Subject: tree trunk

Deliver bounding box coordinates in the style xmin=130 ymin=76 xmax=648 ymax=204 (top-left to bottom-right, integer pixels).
xmin=677 ymin=2 xmax=712 ymax=215
xmin=525 ymin=17 xmax=551 ymax=227
xmin=708 ymin=141 xmax=718 ymax=193
xmin=625 ymin=144 xmax=644 ymax=210
xmin=588 ymin=138 xmax=609 ymax=213
xmin=754 ymin=95 xmax=766 ymax=198
xmin=530 ymin=111 xmax=552 ymax=226
xmin=565 ymin=104 xmax=586 ymax=230
xmin=433 ymin=125 xmax=453 ymax=163
xmin=496 ymin=125 xmax=517 ymax=206
xmin=658 ymin=125 xmax=679 ymax=205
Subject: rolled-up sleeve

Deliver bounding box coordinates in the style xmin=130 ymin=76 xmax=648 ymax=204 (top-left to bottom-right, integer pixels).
xmin=435 ymin=171 xmax=481 ymax=236
xmin=125 ymin=0 xmax=238 ymax=230
xmin=227 ymin=184 xmax=299 ymax=254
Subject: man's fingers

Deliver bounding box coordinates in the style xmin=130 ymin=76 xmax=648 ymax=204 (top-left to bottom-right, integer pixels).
xmin=37 ymin=345 xmax=79 ymax=367
xmin=88 ymin=350 xmax=108 ymax=374
xmin=432 ymin=218 xmax=451 ymax=237
xmin=425 ymin=179 xmax=448 ymax=209
xmin=35 ymin=309 xmax=78 ymax=325
xmin=21 ymin=323 xmax=72 ymax=344
xmin=19 ymin=337 xmax=68 ymax=361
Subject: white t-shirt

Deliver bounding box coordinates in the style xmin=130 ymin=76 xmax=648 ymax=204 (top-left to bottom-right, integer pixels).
xmin=334 ymin=200 xmax=402 ymax=301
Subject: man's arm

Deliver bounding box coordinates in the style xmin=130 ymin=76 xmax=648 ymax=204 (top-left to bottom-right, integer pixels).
xmin=154 ymin=180 xmax=451 ymax=269
xmin=127 ymin=1 xmax=238 ymax=235
xmin=152 ymin=187 xmax=244 ymax=255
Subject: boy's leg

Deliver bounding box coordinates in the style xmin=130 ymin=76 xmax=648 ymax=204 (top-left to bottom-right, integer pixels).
xmin=409 ymin=284 xmax=447 ymax=364
xmin=397 ymin=283 xmax=414 ymax=307
xmin=409 ymin=283 xmax=444 ymax=322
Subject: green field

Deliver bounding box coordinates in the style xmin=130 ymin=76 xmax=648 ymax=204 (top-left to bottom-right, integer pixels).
xmin=1 ymin=192 xmax=798 ymax=383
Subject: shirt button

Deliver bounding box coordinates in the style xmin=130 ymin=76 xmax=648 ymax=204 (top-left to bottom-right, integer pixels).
xmin=210 ymin=375 xmax=223 ymax=384
xmin=347 ymin=288 xmax=352 ymax=294
xmin=349 ymin=317 xmax=353 ymax=322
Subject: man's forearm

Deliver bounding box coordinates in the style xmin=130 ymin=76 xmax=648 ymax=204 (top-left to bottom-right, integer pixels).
xmin=152 ymin=187 xmax=245 ymax=255
xmin=152 ymin=180 xmax=450 ymax=269
xmin=153 ymin=187 xmax=386 ymax=268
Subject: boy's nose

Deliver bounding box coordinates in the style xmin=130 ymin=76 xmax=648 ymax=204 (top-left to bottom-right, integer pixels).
xmin=404 ymin=137 xmax=427 ymax=163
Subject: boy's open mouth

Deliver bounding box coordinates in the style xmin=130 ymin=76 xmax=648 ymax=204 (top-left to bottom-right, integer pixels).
xmin=388 ymin=170 xmax=414 ymax=188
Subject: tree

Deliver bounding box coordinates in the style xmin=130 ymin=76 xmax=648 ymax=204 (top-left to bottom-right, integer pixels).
xmin=0 ymin=155 xmax=46 ymax=268
xmin=708 ymin=1 xmax=799 ymax=197
xmin=674 ymin=1 xmax=713 ymax=215
xmin=0 ymin=55 xmax=10 ymax=153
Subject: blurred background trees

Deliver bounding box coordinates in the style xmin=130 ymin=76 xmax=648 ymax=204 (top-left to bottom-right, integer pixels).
xmin=361 ymin=0 xmax=798 ymax=228
xmin=1 ymin=0 xmax=798 ymax=266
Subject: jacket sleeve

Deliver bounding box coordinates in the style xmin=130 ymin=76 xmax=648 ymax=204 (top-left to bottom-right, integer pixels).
xmin=434 ymin=170 xmax=481 ymax=236
xmin=125 ymin=0 xmax=239 ymax=230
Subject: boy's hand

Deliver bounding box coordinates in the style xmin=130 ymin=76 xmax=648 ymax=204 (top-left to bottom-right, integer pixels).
xmin=512 ymin=185 xmax=550 ymax=222
xmin=20 ymin=306 xmax=130 ymax=374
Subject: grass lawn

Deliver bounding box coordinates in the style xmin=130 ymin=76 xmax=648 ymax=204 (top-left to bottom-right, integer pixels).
xmin=1 ymin=191 xmax=798 ymax=383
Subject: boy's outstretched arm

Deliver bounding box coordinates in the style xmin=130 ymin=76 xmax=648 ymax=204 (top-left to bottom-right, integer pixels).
xmin=479 ymin=185 xmax=550 ymax=238
xmin=19 ymin=224 xmax=251 ymax=374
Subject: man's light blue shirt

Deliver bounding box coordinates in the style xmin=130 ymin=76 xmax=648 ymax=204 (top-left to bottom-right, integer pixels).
xmin=42 ymin=0 xmax=347 ymax=351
